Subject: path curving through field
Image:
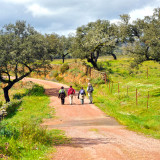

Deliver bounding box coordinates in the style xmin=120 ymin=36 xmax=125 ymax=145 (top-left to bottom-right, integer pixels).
xmin=25 ymin=78 xmax=160 ymax=160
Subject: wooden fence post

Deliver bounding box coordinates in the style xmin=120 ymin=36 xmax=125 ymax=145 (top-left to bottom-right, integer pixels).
xmin=105 ymin=72 xmax=107 ymax=84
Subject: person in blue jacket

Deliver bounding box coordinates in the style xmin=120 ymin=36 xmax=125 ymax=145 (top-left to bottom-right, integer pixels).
xmin=78 ymin=87 xmax=86 ymax=104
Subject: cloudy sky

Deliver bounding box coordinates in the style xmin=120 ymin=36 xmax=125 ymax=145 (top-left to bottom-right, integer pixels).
xmin=0 ymin=0 xmax=160 ymax=36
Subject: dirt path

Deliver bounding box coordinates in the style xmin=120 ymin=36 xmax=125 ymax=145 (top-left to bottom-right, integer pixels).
xmin=25 ymin=78 xmax=160 ymax=160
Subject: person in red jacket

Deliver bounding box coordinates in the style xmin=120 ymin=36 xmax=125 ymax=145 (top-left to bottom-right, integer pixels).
xmin=67 ymin=86 xmax=75 ymax=105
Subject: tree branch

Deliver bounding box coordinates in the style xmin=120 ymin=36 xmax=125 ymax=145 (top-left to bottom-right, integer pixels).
xmin=0 ymin=71 xmax=11 ymax=83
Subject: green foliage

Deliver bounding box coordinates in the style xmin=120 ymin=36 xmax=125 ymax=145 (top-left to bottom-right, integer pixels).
xmin=0 ymin=21 xmax=52 ymax=102
xmin=0 ymin=121 xmax=19 ymax=138
xmin=0 ymin=84 xmax=69 ymax=159
xmin=49 ymin=70 xmax=59 ymax=78
xmin=70 ymin=19 xmax=118 ymax=68
xmin=26 ymin=84 xmax=45 ymax=96
xmin=120 ymin=8 xmax=160 ymax=66
xmin=90 ymin=77 xmax=105 ymax=85
xmin=13 ymin=93 xmax=26 ymax=100
xmin=60 ymin=63 xmax=69 ymax=74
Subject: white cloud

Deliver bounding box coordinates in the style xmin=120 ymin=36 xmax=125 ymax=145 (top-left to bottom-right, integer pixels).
xmin=26 ymin=3 xmax=70 ymax=18
xmin=26 ymin=4 xmax=53 ymax=17
xmin=129 ymin=6 xmax=155 ymax=22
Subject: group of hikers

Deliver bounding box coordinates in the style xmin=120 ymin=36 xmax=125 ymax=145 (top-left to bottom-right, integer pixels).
xmin=58 ymin=83 xmax=94 ymax=105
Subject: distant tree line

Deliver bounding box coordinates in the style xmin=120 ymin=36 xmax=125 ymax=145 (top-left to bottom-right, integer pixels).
xmin=0 ymin=8 xmax=160 ymax=102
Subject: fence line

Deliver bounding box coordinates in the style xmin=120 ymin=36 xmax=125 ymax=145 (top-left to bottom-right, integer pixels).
xmin=105 ymin=81 xmax=151 ymax=107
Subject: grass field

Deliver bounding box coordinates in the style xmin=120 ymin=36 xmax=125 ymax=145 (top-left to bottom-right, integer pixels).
xmin=0 ymin=82 xmax=69 ymax=159
xmin=93 ymin=57 xmax=160 ymax=139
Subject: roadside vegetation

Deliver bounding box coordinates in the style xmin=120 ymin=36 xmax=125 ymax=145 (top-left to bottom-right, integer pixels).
xmin=0 ymin=82 xmax=69 ymax=160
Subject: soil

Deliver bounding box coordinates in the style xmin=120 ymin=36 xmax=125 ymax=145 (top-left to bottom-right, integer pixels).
xmin=24 ymin=78 xmax=160 ymax=160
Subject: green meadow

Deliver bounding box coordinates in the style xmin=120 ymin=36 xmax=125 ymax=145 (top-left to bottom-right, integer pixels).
xmin=93 ymin=57 xmax=160 ymax=138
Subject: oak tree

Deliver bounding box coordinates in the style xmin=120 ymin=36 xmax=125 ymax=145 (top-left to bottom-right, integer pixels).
xmin=0 ymin=21 xmax=51 ymax=102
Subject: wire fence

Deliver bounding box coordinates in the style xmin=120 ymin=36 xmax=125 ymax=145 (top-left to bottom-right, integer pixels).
xmin=103 ymin=71 xmax=153 ymax=109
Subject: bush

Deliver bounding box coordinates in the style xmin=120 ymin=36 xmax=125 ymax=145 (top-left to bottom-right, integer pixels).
xmin=49 ymin=70 xmax=59 ymax=78
xmin=56 ymin=76 xmax=64 ymax=81
xmin=0 ymin=121 xmax=19 ymax=138
xmin=13 ymin=93 xmax=26 ymax=100
xmin=60 ymin=63 xmax=69 ymax=74
xmin=26 ymin=84 xmax=45 ymax=96
xmin=90 ymin=77 xmax=105 ymax=85
xmin=53 ymin=71 xmax=59 ymax=77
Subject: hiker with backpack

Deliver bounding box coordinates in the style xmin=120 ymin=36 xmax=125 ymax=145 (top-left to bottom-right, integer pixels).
xmin=58 ymin=86 xmax=66 ymax=105
xmin=78 ymin=87 xmax=86 ymax=104
xmin=67 ymin=86 xmax=75 ymax=105
xmin=87 ymin=83 xmax=94 ymax=104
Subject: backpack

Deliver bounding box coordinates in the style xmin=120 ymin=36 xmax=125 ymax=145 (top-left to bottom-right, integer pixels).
xmin=80 ymin=89 xmax=85 ymax=95
xmin=88 ymin=86 xmax=93 ymax=93
xmin=70 ymin=88 xmax=74 ymax=94
xmin=60 ymin=89 xmax=65 ymax=94
xmin=59 ymin=89 xmax=65 ymax=98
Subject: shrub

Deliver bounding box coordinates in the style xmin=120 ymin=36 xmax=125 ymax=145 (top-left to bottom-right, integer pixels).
xmin=13 ymin=93 xmax=26 ymax=100
xmin=53 ymin=71 xmax=59 ymax=77
xmin=56 ymin=76 xmax=64 ymax=81
xmin=49 ymin=70 xmax=59 ymax=78
xmin=0 ymin=121 xmax=19 ymax=139
xmin=26 ymin=84 xmax=45 ymax=96
xmin=90 ymin=77 xmax=105 ymax=85
xmin=60 ymin=63 xmax=69 ymax=74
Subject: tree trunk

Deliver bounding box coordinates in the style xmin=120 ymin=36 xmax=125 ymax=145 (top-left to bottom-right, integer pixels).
xmin=62 ymin=53 xmax=69 ymax=63
xmin=62 ymin=55 xmax=65 ymax=63
xmin=91 ymin=60 xmax=98 ymax=69
xmin=111 ymin=53 xmax=117 ymax=60
xmin=95 ymin=50 xmax=100 ymax=62
xmin=87 ymin=58 xmax=98 ymax=69
xmin=3 ymin=81 xmax=15 ymax=103
xmin=145 ymin=46 xmax=150 ymax=60
xmin=3 ymin=87 xmax=10 ymax=103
